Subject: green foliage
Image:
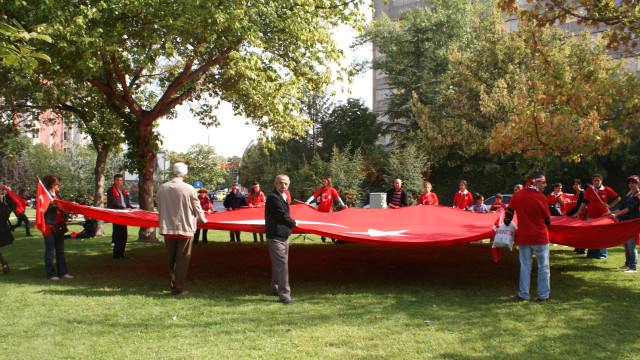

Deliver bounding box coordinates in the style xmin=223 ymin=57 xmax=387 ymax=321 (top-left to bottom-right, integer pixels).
xmin=358 ymin=0 xmax=482 ymax=138
xmin=2 ymin=227 xmax=639 ymax=359
xmin=328 ymin=145 xmax=365 ymax=207
xmin=0 ymin=137 xmax=125 ymax=204
xmin=319 ymin=98 xmax=381 ymax=159
xmin=165 ymin=144 xmax=227 ymax=190
xmin=498 ymin=0 xmax=640 ymax=55
xmin=383 ymin=144 xmax=426 ymax=204
xmin=0 ymin=17 xmax=51 ymax=69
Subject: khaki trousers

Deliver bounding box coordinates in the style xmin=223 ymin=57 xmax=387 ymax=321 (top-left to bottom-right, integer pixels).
xmin=267 ymin=238 xmax=291 ymax=301
xmin=165 ymin=237 xmax=193 ymax=292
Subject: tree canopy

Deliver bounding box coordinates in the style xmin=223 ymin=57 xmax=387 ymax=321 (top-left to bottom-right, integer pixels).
xmin=498 ymin=0 xmax=640 ymax=54
xmin=5 ymin=0 xmax=366 ymax=240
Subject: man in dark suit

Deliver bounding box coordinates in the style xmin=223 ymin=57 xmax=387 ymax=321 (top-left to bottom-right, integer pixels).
xmin=107 ymin=174 xmax=134 ymax=259
xmin=265 ymin=174 xmax=297 ymax=305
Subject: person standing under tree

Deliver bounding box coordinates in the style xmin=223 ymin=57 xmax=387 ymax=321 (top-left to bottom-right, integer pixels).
xmin=505 ymin=171 xmax=551 ymax=302
xmin=265 ymin=175 xmax=297 ymax=305
xmin=247 ymin=182 xmax=266 ymax=243
xmin=304 ymin=177 xmax=347 ymax=242
xmin=453 ymin=180 xmax=473 ymax=209
xmin=107 ymin=174 xmax=135 ymax=259
xmin=572 ymin=174 xmax=621 ymax=259
xmin=193 ymin=189 xmax=213 ymax=244
xmin=156 ymin=163 xmax=207 ymax=296
xmin=386 ymin=178 xmax=408 ymax=209
xmin=607 ymin=175 xmax=640 ymax=273
xmin=224 ymin=185 xmax=247 ymax=243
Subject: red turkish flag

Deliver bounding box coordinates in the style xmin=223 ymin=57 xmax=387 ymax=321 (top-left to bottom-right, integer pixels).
xmin=2 ymin=185 xmax=27 ymax=215
xmin=34 ymin=179 xmax=53 ymax=234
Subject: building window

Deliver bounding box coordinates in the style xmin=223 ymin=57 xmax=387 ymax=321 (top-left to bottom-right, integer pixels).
xmin=375 ymin=69 xmax=387 ymax=79
xmin=376 ymin=89 xmax=392 ymax=101
xmin=63 ymin=130 xmax=70 ymax=141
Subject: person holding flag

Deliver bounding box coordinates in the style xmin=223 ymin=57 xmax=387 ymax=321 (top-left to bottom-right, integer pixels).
xmin=107 ymin=174 xmax=135 ymax=258
xmin=36 ymin=175 xmax=73 ymax=281
xmin=1 ymin=185 xmax=30 ymax=237
xmin=0 ymin=184 xmax=14 ymax=274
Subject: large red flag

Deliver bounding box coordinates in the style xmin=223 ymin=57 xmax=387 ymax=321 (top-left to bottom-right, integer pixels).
xmin=34 ymin=179 xmax=53 ymax=234
xmin=2 ymin=185 xmax=27 ymax=215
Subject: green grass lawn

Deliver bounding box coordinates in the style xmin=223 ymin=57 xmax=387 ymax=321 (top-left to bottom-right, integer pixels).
xmin=0 ymin=221 xmax=638 ymax=359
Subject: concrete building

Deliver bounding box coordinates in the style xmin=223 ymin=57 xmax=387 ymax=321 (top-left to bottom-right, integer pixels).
xmin=371 ymin=0 xmax=638 ymax=143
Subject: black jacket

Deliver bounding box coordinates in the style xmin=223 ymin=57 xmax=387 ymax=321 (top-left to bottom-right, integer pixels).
xmin=386 ymin=188 xmax=408 ymax=207
xmin=265 ymin=189 xmax=296 ymax=241
xmin=107 ymin=185 xmax=132 ymax=209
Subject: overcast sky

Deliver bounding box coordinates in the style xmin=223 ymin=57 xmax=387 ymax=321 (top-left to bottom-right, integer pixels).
xmin=156 ymin=25 xmax=373 ymax=159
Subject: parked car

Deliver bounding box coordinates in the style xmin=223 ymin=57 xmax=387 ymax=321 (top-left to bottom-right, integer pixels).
xmin=483 ymin=194 xmax=512 ymax=207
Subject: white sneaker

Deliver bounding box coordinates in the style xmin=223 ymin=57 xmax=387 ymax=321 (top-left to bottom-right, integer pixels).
xmin=618 ymin=265 xmax=630 ymax=270
xmin=624 ymin=269 xmax=637 ymax=273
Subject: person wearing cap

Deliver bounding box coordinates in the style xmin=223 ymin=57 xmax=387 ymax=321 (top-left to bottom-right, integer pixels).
xmin=572 ymin=174 xmax=621 ymax=259
xmin=193 ymin=189 xmax=213 ymax=244
xmin=156 ymin=162 xmax=207 ymax=296
xmin=607 ymin=175 xmax=640 ymax=273
xmin=247 ymin=182 xmax=266 ymax=243
xmin=504 ymin=171 xmax=551 ymax=301
xmin=223 ymin=184 xmax=247 ymax=242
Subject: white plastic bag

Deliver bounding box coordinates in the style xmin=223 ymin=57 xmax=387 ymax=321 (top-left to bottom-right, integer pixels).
xmin=492 ymin=222 xmax=516 ymax=251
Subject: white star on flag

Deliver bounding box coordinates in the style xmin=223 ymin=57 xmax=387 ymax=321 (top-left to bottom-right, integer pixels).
xmin=346 ymin=229 xmax=411 ymax=237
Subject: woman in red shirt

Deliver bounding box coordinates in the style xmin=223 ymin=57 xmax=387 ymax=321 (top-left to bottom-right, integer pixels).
xmin=417 ymin=182 xmax=438 ymax=205
xmin=193 ymin=189 xmax=213 ymax=244
xmin=247 ymin=182 xmax=266 ymax=243
xmin=42 ymin=175 xmax=72 ymax=280
xmin=547 ymin=182 xmax=567 ymax=216
xmin=572 ymin=174 xmax=621 ymax=259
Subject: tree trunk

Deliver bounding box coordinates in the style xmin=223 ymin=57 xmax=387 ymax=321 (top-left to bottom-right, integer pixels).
xmin=137 ymin=118 xmax=159 ymax=243
xmin=92 ymin=141 xmax=110 ymax=237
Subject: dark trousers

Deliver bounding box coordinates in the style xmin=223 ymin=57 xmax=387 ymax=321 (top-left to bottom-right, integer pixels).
xmin=229 ymin=231 xmax=241 ymax=242
xmin=253 ymin=233 xmax=264 ymax=243
xmin=193 ymin=229 xmax=208 ymax=244
xmin=44 ymin=233 xmax=68 ymax=278
xmin=165 ymin=237 xmax=193 ymax=292
xmin=112 ymin=224 xmax=128 ymax=258
xmin=13 ymin=212 xmax=31 ymax=235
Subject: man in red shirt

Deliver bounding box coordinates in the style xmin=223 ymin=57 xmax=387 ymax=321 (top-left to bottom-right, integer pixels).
xmin=504 ymin=171 xmax=551 ymax=301
xmin=571 ymin=174 xmax=621 ymax=259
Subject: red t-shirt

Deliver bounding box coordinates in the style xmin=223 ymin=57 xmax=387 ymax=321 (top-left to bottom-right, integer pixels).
xmin=453 ymin=191 xmax=473 ymax=209
xmin=547 ymin=192 xmax=567 ymax=212
xmin=247 ymin=192 xmax=265 ymax=207
xmin=490 ymin=202 xmax=506 ymax=212
xmin=507 ymin=188 xmax=550 ymax=245
xmin=417 ymin=192 xmax=439 ymax=205
xmin=583 ymin=186 xmax=618 ymax=218
xmin=312 ymin=187 xmax=340 ymax=213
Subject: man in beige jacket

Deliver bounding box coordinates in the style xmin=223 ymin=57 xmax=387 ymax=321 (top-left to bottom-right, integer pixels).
xmin=156 ymin=162 xmax=207 ymax=296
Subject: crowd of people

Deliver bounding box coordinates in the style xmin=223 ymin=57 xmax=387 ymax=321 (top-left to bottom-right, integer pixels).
xmin=0 ymin=168 xmax=637 ymax=306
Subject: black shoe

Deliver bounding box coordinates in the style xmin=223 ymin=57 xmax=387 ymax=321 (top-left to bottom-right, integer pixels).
xmin=536 ymin=297 xmax=549 ymax=302
xmin=510 ymin=295 xmax=527 ymax=301
xmin=282 ymin=299 xmax=294 ymax=305
xmin=202 ymin=240 xmax=208 ymax=244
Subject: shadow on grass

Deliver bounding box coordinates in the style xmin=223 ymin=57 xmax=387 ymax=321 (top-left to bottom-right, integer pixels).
xmin=2 ymin=229 xmax=639 ymax=359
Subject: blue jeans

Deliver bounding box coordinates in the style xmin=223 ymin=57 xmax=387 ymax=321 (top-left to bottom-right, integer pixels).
xmin=624 ymin=237 xmax=638 ymax=270
xmin=44 ymin=234 xmax=68 ymax=278
xmin=518 ymin=244 xmax=550 ymax=300
xmin=585 ymin=217 xmax=607 ymax=259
